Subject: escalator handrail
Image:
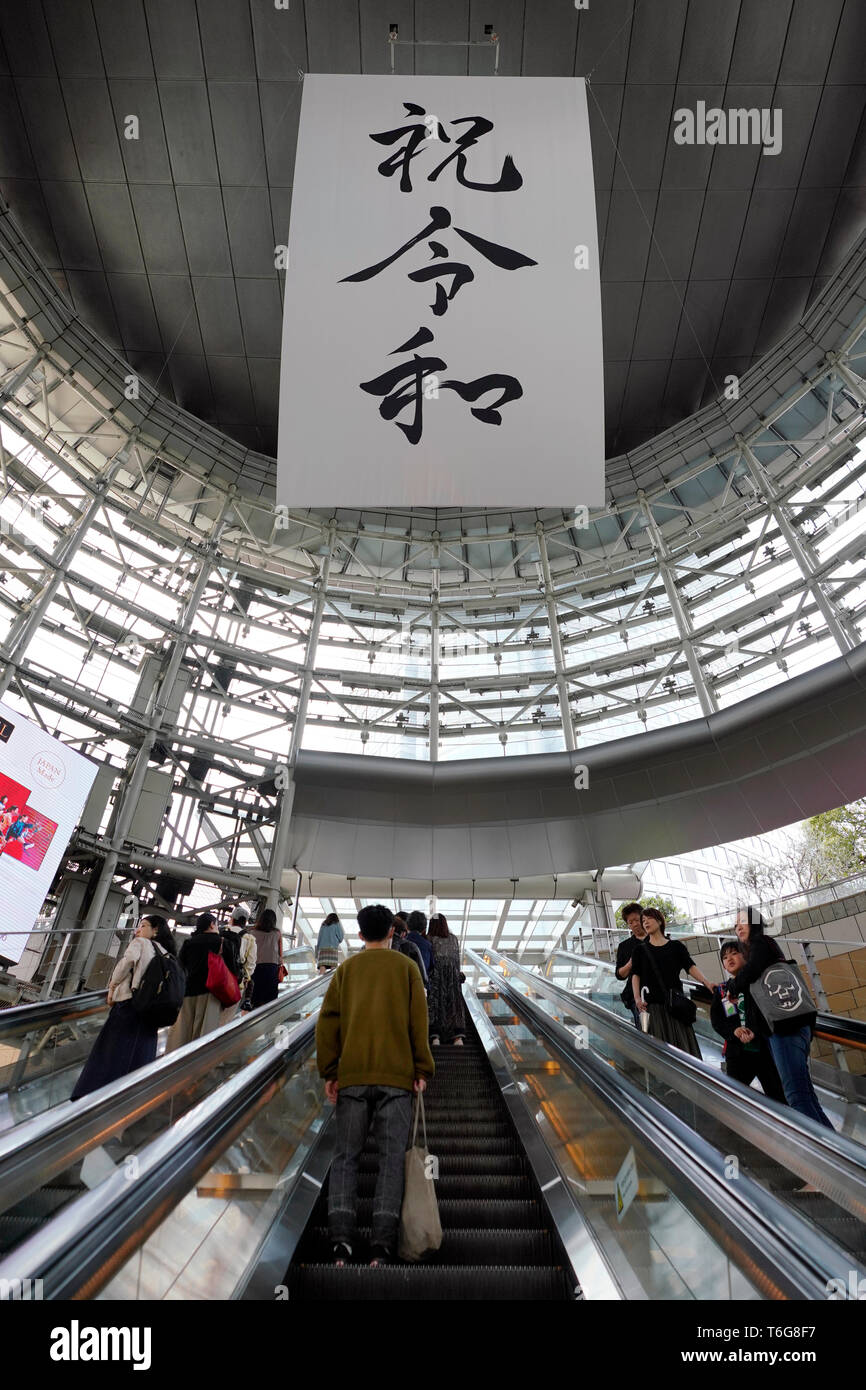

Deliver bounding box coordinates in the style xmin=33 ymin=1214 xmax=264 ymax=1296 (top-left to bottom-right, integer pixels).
xmin=0 ymin=989 xmax=108 ymax=1037
xmin=0 ymin=1010 xmax=322 ymax=1300
xmin=469 ymin=951 xmax=866 ymax=1301
xmin=0 ymin=948 xmax=316 ymax=1041
xmin=0 ymin=971 xmax=327 ymax=1214
xmin=550 ymin=947 xmax=866 ymax=1054
xmin=484 ymin=947 xmax=866 ymax=1223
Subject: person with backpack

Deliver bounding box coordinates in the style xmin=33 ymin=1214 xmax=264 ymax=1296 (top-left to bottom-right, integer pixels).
xmin=725 ymin=907 xmax=833 ymax=1128
xmin=405 ymin=910 xmax=434 ymax=980
xmin=166 ymin=913 xmax=227 ymax=1051
xmin=71 ymin=914 xmax=178 ymax=1100
xmin=390 ymin=914 xmax=428 ymax=988
xmin=219 ymin=910 xmax=252 ymax=1022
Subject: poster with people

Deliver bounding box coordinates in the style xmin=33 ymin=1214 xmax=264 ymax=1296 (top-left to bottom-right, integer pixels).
xmin=0 ymin=702 xmax=98 ymax=966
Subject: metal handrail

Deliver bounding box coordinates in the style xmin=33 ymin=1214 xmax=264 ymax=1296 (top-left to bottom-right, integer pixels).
xmin=0 ymin=989 xmax=108 ymax=1038
xmin=0 ymin=947 xmax=316 ymax=1039
xmin=0 ymin=1011 xmax=321 ymax=1300
xmin=481 ymin=948 xmax=866 ymax=1223
xmin=467 ymin=950 xmax=866 ymax=1300
xmin=0 ymin=972 xmax=327 ymax=1214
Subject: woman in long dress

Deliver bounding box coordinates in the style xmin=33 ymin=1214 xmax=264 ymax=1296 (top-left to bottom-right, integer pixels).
xmin=71 ymin=914 xmax=177 ymax=1099
xmin=426 ymin=913 xmax=466 ymax=1046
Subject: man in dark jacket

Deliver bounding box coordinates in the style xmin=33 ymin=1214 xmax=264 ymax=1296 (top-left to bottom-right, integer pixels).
xmin=406 ymin=910 xmax=434 ymax=979
xmin=711 ymin=940 xmax=786 ymax=1102
xmin=391 ymin=915 xmax=428 ymax=988
xmin=615 ymin=902 xmax=646 ymax=1026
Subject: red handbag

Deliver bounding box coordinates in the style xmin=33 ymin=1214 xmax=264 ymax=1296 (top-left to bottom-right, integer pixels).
xmin=278 ymin=962 xmax=288 ymax=983
xmin=206 ymin=940 xmax=241 ymax=1006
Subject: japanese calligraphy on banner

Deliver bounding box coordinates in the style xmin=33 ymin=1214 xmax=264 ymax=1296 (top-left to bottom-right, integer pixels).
xmin=278 ymin=75 xmax=603 ymax=508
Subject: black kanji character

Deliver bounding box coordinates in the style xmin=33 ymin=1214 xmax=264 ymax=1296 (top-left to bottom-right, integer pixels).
xmin=370 ymin=105 xmax=522 ymax=193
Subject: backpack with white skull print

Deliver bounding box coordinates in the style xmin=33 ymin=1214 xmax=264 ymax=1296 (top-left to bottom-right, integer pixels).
xmin=749 ymin=960 xmax=815 ymax=1031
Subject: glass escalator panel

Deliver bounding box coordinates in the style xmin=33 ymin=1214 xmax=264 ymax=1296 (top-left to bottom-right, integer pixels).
xmin=0 ymin=1001 xmax=109 ymax=1131
xmin=495 ymin=959 xmax=866 ymax=1271
xmin=474 ymin=984 xmax=763 ymax=1300
xmin=94 ymin=1039 xmax=327 ymax=1300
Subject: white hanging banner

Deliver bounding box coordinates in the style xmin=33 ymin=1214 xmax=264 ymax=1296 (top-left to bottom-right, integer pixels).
xmin=278 ymin=75 xmax=603 ymax=508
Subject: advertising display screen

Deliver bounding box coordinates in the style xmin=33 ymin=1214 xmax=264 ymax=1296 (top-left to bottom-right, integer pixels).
xmin=0 ymin=701 xmax=98 ymax=966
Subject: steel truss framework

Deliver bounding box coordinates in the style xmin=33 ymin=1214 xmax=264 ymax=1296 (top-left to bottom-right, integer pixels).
xmin=0 ymin=205 xmax=864 ymax=950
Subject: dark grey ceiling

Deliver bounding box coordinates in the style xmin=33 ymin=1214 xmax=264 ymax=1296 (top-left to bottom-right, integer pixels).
xmin=0 ymin=0 xmax=863 ymax=461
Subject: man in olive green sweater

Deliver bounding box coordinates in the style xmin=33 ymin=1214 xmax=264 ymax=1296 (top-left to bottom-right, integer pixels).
xmin=317 ymin=903 xmax=435 ymax=1265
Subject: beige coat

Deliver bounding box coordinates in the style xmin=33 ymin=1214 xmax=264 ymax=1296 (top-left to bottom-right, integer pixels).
xmin=108 ymin=935 xmax=156 ymax=1003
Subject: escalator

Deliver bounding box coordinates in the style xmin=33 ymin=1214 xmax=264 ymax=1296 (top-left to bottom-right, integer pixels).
xmin=0 ymin=948 xmax=317 ymax=1132
xmin=0 ymin=966 xmax=325 ymax=1257
xmin=483 ymin=947 xmax=866 ymax=1269
xmin=287 ymin=1026 xmax=573 ymax=1300
xmin=2 ymin=952 xmax=865 ymax=1301
xmin=544 ymin=947 xmax=866 ymax=1119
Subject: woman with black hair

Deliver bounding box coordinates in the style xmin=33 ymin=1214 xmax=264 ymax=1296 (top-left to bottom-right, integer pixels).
xmin=426 ymin=913 xmax=466 ymax=1046
xmin=166 ymin=913 xmax=224 ymax=1051
xmin=71 ymin=914 xmax=177 ymax=1099
xmin=632 ymin=907 xmax=714 ymax=1058
xmin=249 ymin=907 xmax=284 ymax=1007
xmin=725 ymin=907 xmax=833 ymax=1128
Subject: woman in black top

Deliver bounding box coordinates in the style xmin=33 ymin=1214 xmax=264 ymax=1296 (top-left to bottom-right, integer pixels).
xmin=166 ymin=913 xmax=224 ymax=1052
xmin=632 ymin=908 xmax=714 ymax=1057
xmin=725 ymin=907 xmax=832 ymax=1129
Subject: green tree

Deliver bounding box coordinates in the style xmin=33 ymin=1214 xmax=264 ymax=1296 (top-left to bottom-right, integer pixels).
xmin=615 ymin=894 xmax=688 ymax=931
xmin=805 ymin=801 xmax=866 ymax=882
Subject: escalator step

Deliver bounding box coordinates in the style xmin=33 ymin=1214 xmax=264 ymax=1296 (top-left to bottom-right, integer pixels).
xmin=0 ymin=1213 xmax=42 ymax=1245
xmin=357 ymin=1152 xmax=527 ymax=1176
xmin=363 ymin=1135 xmax=521 ymax=1156
xmin=351 ymin=1197 xmax=543 ymax=1229
xmin=420 ymin=1122 xmax=512 ymax=1138
xmin=415 ymin=1109 xmax=506 ymax=1125
xmin=299 ymin=1225 xmax=555 ymax=1265
xmin=354 ymin=1173 xmax=531 ymax=1199
xmin=288 ymin=1264 xmax=570 ymax=1300
xmin=4 ymin=1185 xmax=80 ymax=1221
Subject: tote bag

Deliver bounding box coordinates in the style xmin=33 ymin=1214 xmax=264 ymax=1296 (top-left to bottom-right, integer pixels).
xmin=397 ymin=1091 xmax=442 ymax=1262
xmin=206 ymin=939 xmax=241 ymax=1007
xmin=749 ymin=960 xmax=815 ymax=1032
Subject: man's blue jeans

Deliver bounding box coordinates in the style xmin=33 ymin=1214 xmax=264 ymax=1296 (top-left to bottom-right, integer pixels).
xmin=768 ymin=1027 xmax=833 ymax=1129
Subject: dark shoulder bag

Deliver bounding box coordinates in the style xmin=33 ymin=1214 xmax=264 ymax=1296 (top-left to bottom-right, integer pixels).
xmin=643 ymin=943 xmax=697 ymax=1026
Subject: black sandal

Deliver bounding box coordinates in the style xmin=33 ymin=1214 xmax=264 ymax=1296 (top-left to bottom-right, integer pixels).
xmin=369 ymin=1243 xmax=392 ymax=1267
xmin=332 ymin=1241 xmax=353 ymax=1267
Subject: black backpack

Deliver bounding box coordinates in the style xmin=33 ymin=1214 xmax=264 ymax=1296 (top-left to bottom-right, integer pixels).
xmin=132 ymin=943 xmax=186 ymax=1028
xmin=219 ymin=928 xmax=243 ymax=981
